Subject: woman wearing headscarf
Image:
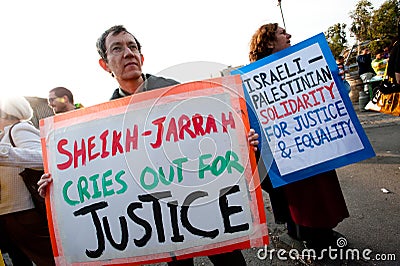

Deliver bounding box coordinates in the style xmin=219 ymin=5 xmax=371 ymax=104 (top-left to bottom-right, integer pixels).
xmin=0 ymin=95 xmax=55 ymax=266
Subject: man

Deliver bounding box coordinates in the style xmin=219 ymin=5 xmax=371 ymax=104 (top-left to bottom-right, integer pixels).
xmin=371 ymin=49 xmax=387 ymax=77
xmin=357 ymin=48 xmax=376 ymax=93
xmin=336 ymin=55 xmax=351 ymax=93
xmin=96 ymin=25 xmax=179 ymax=99
xmin=39 ymin=25 xmax=259 ymax=266
xmin=48 ymin=87 xmax=82 ymax=114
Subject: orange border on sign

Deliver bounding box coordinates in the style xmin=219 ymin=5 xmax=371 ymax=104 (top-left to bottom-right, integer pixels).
xmin=40 ymin=75 xmax=268 ymax=265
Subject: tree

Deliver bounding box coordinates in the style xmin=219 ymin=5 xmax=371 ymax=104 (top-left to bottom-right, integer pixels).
xmin=349 ymin=0 xmax=374 ymax=42
xmin=339 ymin=0 xmax=399 ymax=69
xmin=325 ymin=23 xmax=348 ymax=58
xmin=369 ymin=0 xmax=399 ymax=51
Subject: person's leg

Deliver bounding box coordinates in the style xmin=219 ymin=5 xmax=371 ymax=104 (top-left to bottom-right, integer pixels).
xmin=167 ymin=258 xmax=194 ymax=266
xmin=208 ymin=250 xmax=246 ymax=266
xmin=3 ymin=209 xmax=55 ymax=266
xmin=0 ymin=218 xmax=33 ymax=265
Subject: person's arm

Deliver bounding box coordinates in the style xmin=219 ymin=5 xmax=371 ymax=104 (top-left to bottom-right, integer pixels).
xmin=396 ymin=72 xmax=400 ymax=84
xmin=11 ymin=122 xmax=41 ymax=150
xmin=38 ymin=173 xmax=52 ymax=198
xmin=0 ymin=143 xmax=43 ymax=168
xmin=248 ymin=128 xmax=259 ymax=151
xmin=0 ymin=122 xmax=43 ymax=168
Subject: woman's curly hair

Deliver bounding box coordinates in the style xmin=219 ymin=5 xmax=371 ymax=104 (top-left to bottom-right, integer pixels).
xmin=249 ymin=23 xmax=278 ymax=62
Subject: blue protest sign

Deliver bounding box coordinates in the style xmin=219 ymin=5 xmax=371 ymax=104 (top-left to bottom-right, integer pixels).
xmin=233 ymin=33 xmax=375 ymax=187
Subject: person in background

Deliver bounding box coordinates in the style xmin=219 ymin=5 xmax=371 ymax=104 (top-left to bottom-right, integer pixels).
xmin=0 ymin=95 xmax=55 ymax=266
xmin=371 ymin=49 xmax=388 ymax=77
xmin=39 ymin=25 xmax=260 ymax=266
xmin=387 ymin=19 xmax=400 ymax=84
xmin=336 ymin=55 xmax=351 ymax=93
xmin=48 ymin=86 xmax=83 ymax=114
xmin=383 ymin=46 xmax=390 ymax=59
xmin=248 ymin=23 xmax=349 ymax=252
xmin=0 ymin=224 xmax=33 ymax=265
xmin=357 ymin=48 xmax=376 ymax=94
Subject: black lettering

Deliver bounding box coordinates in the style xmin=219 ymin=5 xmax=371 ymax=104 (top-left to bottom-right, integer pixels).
xmin=127 ymin=202 xmax=152 ymax=247
xmin=181 ymin=191 xmax=219 ymax=239
xmin=138 ymin=191 xmax=172 ymax=243
xmin=102 ymin=216 xmax=128 ymax=250
xmin=73 ymin=201 xmax=108 ymax=258
xmin=167 ymin=200 xmax=184 ymax=242
xmin=219 ymin=185 xmax=249 ymax=234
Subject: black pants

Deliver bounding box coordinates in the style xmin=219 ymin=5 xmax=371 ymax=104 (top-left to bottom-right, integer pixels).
xmin=0 ymin=209 xmax=55 ymax=266
xmin=167 ymin=249 xmax=246 ymax=266
xmin=0 ymin=222 xmax=33 ymax=266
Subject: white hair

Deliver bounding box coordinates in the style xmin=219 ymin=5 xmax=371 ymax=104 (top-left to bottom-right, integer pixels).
xmin=0 ymin=95 xmax=33 ymax=121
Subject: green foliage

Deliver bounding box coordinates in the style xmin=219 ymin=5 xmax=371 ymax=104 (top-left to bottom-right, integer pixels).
xmin=325 ymin=23 xmax=348 ymax=58
xmin=326 ymin=0 xmax=399 ymax=64
xmin=349 ymin=0 xmax=374 ymax=42
xmin=369 ymin=0 xmax=399 ymax=52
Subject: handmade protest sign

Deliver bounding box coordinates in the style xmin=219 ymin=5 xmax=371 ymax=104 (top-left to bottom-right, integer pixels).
xmin=40 ymin=75 xmax=268 ymax=265
xmin=233 ymin=33 xmax=375 ymax=188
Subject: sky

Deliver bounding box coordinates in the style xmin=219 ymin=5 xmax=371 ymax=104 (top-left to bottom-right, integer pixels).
xmin=0 ymin=0 xmax=386 ymax=107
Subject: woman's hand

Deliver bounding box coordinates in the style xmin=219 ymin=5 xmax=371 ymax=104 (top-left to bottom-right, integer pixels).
xmin=37 ymin=173 xmax=53 ymax=198
xmin=248 ymin=128 xmax=259 ymax=151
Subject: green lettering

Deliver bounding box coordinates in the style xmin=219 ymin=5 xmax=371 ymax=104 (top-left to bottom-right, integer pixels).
xmin=78 ymin=176 xmax=91 ymax=203
xmin=63 ymin=180 xmax=80 ymax=206
xmin=159 ymin=166 xmax=174 ymax=185
xmin=225 ymin=151 xmax=244 ymax=174
xmin=211 ymin=156 xmax=227 ymax=176
xmin=102 ymin=169 xmax=114 ymax=197
xmin=140 ymin=167 xmax=158 ymax=190
xmin=115 ymin=170 xmax=128 ymax=194
xmin=173 ymin=157 xmax=188 ymax=182
xmin=89 ymin=174 xmax=101 ymax=199
xmin=198 ymin=153 xmax=212 ymax=179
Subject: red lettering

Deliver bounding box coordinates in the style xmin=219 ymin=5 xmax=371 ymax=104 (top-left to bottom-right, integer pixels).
xmin=205 ymin=115 xmax=217 ymax=134
xmin=192 ymin=114 xmax=205 ymax=136
xmin=57 ymin=139 xmax=72 ymax=170
xmin=178 ymin=115 xmax=196 ymax=140
xmin=259 ymin=109 xmax=269 ymax=125
xmin=316 ymin=87 xmax=325 ymax=103
xmin=309 ymin=89 xmax=321 ymax=105
xmin=301 ymin=93 xmax=313 ymax=109
xmin=100 ymin=130 xmax=110 ymax=158
xmin=88 ymin=136 xmax=100 ymax=161
xmin=221 ymin=112 xmax=235 ymax=133
xmin=150 ymin=116 xmax=166 ymax=149
xmin=112 ymin=130 xmax=123 ymax=155
xmin=125 ymin=125 xmax=138 ymax=152
xmin=296 ymin=96 xmax=306 ymax=112
xmin=280 ymin=100 xmax=293 ymax=117
xmin=166 ymin=118 xmax=178 ymax=142
xmin=74 ymin=139 xmax=86 ymax=168
xmin=324 ymin=82 xmax=335 ymax=100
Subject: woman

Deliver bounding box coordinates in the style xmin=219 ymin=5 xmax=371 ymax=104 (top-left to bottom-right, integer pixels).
xmin=249 ymin=23 xmax=350 ymax=251
xmin=0 ymin=95 xmax=55 ymax=266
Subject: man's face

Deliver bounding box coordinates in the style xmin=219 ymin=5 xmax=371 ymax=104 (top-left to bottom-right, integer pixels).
xmin=271 ymin=26 xmax=291 ymax=54
xmin=103 ymin=32 xmax=144 ymax=82
xmin=48 ymin=91 xmax=66 ymax=114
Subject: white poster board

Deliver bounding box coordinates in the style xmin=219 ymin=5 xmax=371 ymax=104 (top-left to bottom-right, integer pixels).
xmin=40 ymin=76 xmax=268 ymax=265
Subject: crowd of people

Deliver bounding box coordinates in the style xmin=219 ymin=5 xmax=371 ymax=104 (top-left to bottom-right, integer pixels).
xmin=1 ymin=18 xmax=399 ymax=266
